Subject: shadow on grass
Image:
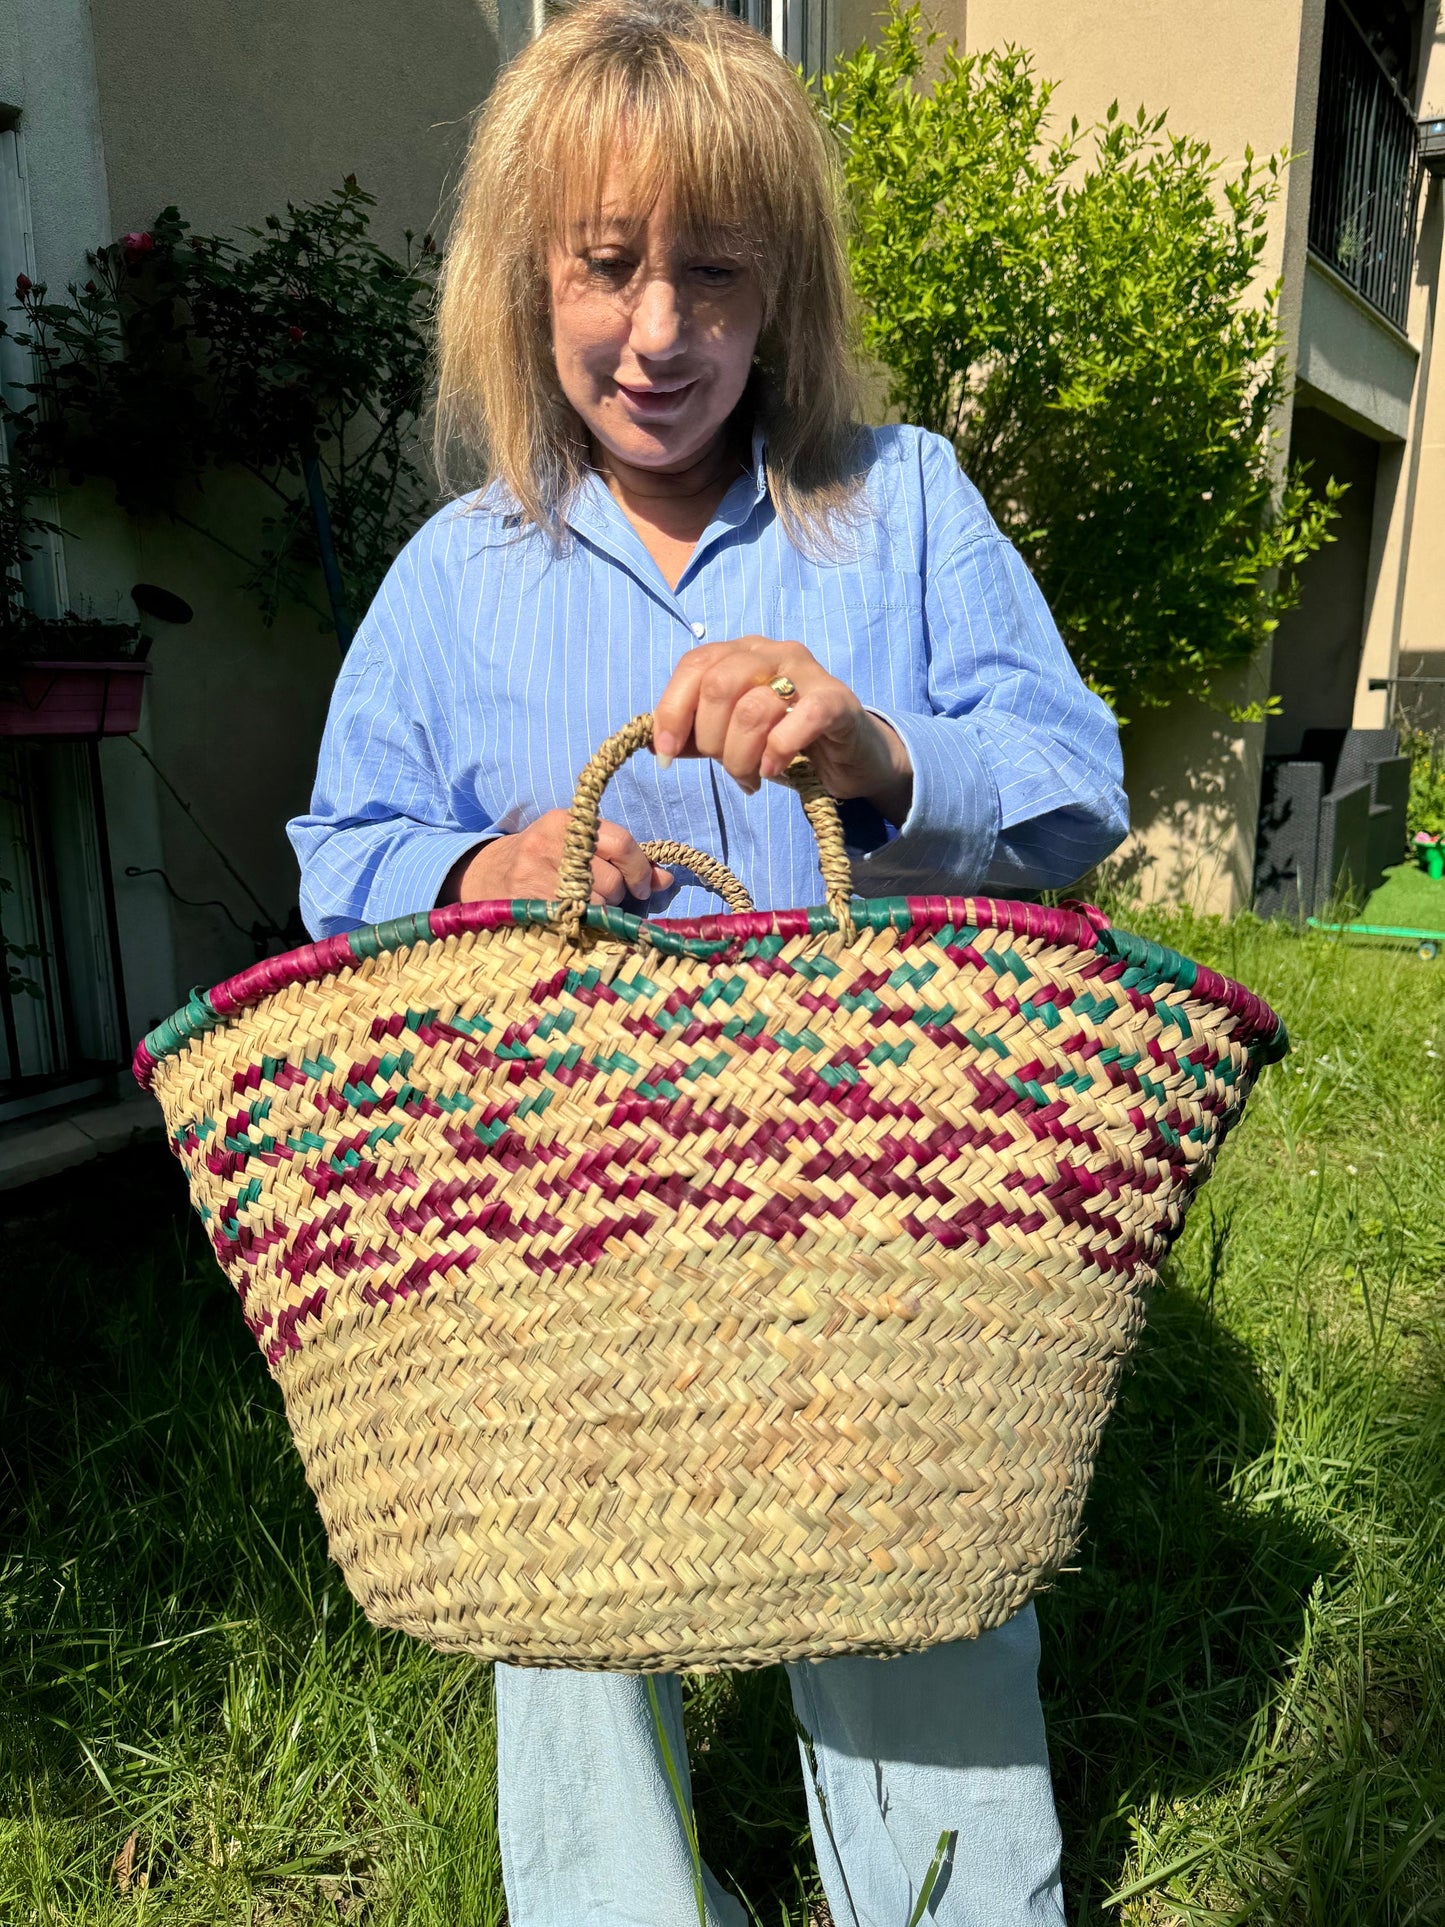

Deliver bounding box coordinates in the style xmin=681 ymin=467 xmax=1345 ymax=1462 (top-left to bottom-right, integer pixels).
xmin=1039 ymin=1273 xmax=1342 ymax=1923
xmin=1 ymin=1143 xmax=318 ymax=1778
xmin=1 ymin=1144 xmax=513 ymax=1924
xmin=0 ymin=1145 xmax=1344 ymax=1925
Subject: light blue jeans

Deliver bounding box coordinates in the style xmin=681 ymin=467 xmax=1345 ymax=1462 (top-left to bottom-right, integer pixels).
xmin=494 ymin=1604 xmax=1066 ymax=1926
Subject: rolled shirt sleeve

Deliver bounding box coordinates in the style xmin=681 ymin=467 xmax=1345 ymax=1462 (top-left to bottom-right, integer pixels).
xmin=849 ymin=457 xmax=1127 ymax=898
xmin=287 ymin=545 xmax=495 ymax=939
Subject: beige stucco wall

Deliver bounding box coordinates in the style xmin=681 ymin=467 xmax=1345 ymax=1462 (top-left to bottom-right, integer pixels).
xmin=1369 ymin=0 xmax=1445 ymax=733
xmin=1349 ymin=199 xmax=1439 ymax=734
xmin=2 ymin=0 xmax=185 ymax=1042
xmin=936 ymin=0 xmax=1327 ymax=912
xmin=59 ymin=476 xmax=344 ymax=1017
xmin=89 ymin=0 xmax=498 ymax=251
xmin=1394 ymin=190 xmax=1444 ymax=679
xmin=76 ymin=0 xmax=498 ymax=1012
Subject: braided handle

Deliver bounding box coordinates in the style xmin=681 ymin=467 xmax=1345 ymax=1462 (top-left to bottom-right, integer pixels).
xmin=641 ymin=840 xmax=754 ymax=913
xmin=554 ymin=713 xmax=856 ymax=937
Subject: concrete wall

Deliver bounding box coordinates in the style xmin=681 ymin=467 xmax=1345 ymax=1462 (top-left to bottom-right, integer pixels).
xmin=1296 ymin=256 xmax=1419 ymax=440
xmin=947 ymin=0 xmax=1326 ymax=912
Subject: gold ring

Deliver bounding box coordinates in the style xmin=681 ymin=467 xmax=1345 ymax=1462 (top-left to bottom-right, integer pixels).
xmin=768 ymin=674 xmax=799 ymax=707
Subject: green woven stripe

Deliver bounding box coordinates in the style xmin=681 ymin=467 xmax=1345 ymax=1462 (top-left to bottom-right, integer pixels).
xmin=1098 ymin=925 xmax=1199 ymax=991
xmin=1255 ymin=1022 xmax=1290 ymax=1064
xmin=146 ymin=986 xmax=222 ymax=1060
xmin=141 ymin=893 xmax=1286 ymax=1077
xmin=348 ymin=909 xmax=434 ymax=963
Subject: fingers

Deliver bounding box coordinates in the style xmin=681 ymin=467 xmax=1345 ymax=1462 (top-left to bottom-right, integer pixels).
xmin=510 ymin=810 xmax=673 ymax=904
xmin=653 ymin=641 xmax=778 ymax=766
xmin=594 ymin=818 xmax=672 ymax=902
xmin=655 ymin=643 xmax=824 ymax=778
xmin=653 ymin=640 xmax=856 ymax=792
xmin=718 ymin=682 xmax=791 ymax=795
xmin=755 ymin=691 xmax=851 ymax=782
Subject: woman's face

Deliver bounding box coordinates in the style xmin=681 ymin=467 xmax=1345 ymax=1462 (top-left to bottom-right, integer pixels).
xmin=548 ymin=170 xmax=763 ymax=474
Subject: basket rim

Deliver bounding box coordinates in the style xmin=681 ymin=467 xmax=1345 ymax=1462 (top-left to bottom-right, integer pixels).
xmin=131 ymin=893 xmax=1288 ymax=1091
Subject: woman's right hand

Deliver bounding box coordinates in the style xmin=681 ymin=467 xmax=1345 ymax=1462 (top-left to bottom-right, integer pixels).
xmin=437 ymin=810 xmax=673 ymax=907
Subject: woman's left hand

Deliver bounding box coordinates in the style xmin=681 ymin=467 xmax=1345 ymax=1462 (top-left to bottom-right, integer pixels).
xmin=652 ymin=638 xmax=914 ymax=823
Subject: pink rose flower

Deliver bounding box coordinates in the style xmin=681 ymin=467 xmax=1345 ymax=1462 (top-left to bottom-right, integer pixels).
xmin=121 ymin=231 xmax=155 ymax=266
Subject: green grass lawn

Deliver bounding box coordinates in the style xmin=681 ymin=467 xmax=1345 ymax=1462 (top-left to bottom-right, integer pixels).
xmin=3 ymin=911 xmax=1442 ymax=1925
xmin=1359 ymin=863 xmax=1445 ymax=939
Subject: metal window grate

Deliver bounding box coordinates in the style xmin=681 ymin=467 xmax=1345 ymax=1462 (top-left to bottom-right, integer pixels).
xmin=1308 ymin=0 xmax=1423 ymax=331
xmin=718 ymin=0 xmax=833 ymax=78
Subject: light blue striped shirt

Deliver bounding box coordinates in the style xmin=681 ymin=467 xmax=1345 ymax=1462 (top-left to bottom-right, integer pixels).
xmin=289 ymin=425 xmax=1127 ymax=938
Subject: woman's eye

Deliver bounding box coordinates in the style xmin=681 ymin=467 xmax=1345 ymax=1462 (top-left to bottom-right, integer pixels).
xmin=692 ymin=264 xmax=739 ymax=285
xmin=585 ymin=254 xmax=634 ymax=283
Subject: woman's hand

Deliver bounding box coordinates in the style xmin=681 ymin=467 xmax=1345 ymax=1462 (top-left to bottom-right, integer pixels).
xmin=652 ymin=638 xmax=914 ymax=822
xmin=438 ymin=810 xmax=673 ymax=906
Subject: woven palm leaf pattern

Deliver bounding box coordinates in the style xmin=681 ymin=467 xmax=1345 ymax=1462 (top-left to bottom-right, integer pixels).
xmin=135 ymin=722 xmax=1285 ymax=1673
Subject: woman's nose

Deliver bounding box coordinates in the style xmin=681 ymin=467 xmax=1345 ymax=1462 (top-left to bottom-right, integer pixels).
xmin=630 ymin=275 xmax=686 ymax=359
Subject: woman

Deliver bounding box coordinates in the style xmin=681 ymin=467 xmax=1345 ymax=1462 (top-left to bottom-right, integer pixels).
xmin=290 ymin=1 xmax=1127 ymax=1919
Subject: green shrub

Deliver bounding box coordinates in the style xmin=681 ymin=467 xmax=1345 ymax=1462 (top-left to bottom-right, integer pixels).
xmin=1403 ymin=725 xmax=1445 ymax=842
xmin=822 ymin=4 xmax=1341 ymax=720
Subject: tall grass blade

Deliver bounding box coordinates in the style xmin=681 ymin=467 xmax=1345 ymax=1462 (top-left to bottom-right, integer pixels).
xmin=905 ymin=1828 xmax=956 ymax=1926
xmin=645 ymin=1672 xmax=708 ymax=1927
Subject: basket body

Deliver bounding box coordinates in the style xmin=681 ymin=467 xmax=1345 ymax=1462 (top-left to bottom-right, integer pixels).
xmin=136 ymin=894 xmax=1283 ymax=1672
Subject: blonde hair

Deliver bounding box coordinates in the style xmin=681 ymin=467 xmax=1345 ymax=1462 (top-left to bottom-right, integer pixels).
xmin=434 ymin=0 xmax=863 ymax=546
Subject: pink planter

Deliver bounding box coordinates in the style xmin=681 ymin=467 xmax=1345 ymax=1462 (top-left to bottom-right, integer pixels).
xmin=0 ymin=659 xmax=150 ymax=738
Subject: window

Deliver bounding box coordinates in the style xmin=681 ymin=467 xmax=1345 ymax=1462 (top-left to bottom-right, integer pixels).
xmin=0 ymin=120 xmax=128 ymax=1114
xmin=718 ymin=0 xmax=835 ymax=77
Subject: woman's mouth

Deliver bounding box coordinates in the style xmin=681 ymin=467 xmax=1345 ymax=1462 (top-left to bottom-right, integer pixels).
xmin=614 ymin=378 xmax=698 ymax=418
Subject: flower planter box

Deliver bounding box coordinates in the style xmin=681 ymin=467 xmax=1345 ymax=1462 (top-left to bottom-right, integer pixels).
xmin=0 ymin=659 xmax=150 ymax=739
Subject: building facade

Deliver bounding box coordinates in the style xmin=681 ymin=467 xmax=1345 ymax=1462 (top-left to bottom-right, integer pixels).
xmin=1 ymin=0 xmax=1441 ymax=1153
xmin=954 ymin=0 xmax=1443 ymax=914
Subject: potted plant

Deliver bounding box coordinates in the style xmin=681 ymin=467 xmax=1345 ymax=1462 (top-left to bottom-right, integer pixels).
xmin=0 ymin=448 xmax=152 ymax=738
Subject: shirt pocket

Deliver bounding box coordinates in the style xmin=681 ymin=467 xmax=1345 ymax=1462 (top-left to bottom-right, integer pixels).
xmin=772 ymin=570 xmax=929 ymax=714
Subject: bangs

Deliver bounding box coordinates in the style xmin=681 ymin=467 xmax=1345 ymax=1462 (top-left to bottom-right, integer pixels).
xmin=530 ymin=34 xmax=814 ymax=313
xmin=435 ymin=0 xmax=862 ymax=547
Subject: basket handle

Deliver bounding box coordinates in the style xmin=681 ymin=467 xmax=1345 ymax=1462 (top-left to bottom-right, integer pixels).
xmin=640 ymin=840 xmax=755 ymax=913
xmin=553 ymin=712 xmax=856 ymax=939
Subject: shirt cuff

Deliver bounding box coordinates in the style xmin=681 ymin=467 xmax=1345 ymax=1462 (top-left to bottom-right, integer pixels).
xmin=365 ymin=826 xmax=500 ymax=927
xmin=849 ymin=707 xmax=1000 ymax=897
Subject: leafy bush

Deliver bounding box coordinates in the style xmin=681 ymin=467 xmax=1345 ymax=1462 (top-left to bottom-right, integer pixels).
xmin=1 ymin=181 xmax=438 ymax=641
xmin=1403 ymin=725 xmax=1445 ymax=842
xmin=822 ymin=5 xmax=1341 ymax=719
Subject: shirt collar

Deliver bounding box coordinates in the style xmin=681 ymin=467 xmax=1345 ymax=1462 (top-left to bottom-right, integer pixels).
xmin=748 ymin=425 xmax=769 ymax=500
xmin=562 ymin=424 xmax=772 ymax=602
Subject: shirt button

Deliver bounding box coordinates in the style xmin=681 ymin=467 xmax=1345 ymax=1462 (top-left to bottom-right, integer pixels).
xmin=691 ymin=621 xmax=706 ymax=638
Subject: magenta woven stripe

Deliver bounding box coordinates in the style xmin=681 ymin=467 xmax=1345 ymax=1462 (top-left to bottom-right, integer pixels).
xmin=1191 ymin=960 xmax=1276 ymax=1042
xmin=211 ymin=932 xmax=361 ymax=1014
xmin=131 ymin=893 xmax=1285 ymax=1090
xmin=428 ymin=899 xmax=539 ymax=941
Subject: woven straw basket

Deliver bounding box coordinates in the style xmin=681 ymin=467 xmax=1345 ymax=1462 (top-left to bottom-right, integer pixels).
xmin=135 ymin=715 xmax=1286 ymax=1674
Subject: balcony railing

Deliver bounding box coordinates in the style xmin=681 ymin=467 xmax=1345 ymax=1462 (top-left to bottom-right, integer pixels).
xmin=718 ymin=0 xmax=833 ymax=78
xmin=1308 ymin=0 xmax=1423 ymax=331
